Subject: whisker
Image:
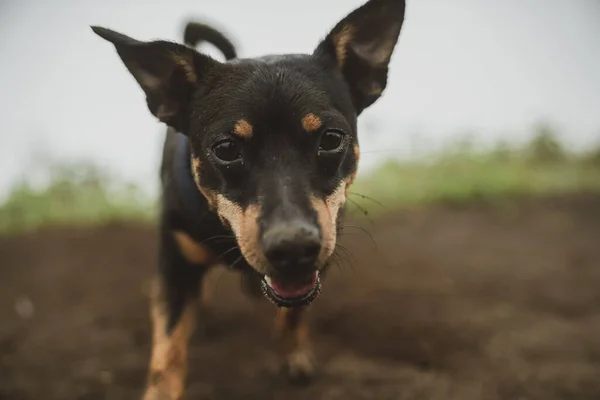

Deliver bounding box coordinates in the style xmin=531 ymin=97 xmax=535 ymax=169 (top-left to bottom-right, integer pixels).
xmin=329 ymin=252 xmax=345 ymax=276
xmin=348 ymin=192 xmax=388 ymax=211
xmin=210 ymin=252 xmax=243 ymax=292
xmin=339 ymin=224 xmax=378 ymax=252
xmin=339 ymin=244 xmax=359 ymax=268
xmin=359 ymin=149 xmax=405 ymax=155
xmin=212 ymin=266 xmax=228 ymax=292
xmin=338 ymin=252 xmax=356 ymax=274
xmin=334 ymin=244 xmax=358 ymax=273
xmin=200 ymin=234 xmax=236 ymax=245
xmin=346 ymin=197 xmax=376 ymax=226
xmin=229 ymin=255 xmax=245 ymax=269
xmin=215 ymin=245 xmax=240 ymax=263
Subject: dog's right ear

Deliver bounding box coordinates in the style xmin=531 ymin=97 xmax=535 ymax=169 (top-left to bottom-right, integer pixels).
xmin=91 ymin=26 xmax=220 ymax=133
xmin=314 ymin=0 xmax=405 ymax=115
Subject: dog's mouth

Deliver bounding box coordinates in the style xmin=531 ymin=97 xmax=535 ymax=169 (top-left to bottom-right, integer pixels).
xmin=260 ymin=271 xmax=321 ymax=308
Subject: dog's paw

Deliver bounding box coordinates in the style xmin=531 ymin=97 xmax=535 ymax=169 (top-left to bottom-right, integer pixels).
xmin=141 ymin=386 xmax=174 ymax=400
xmin=143 ymin=371 xmax=185 ymax=400
xmin=282 ymin=350 xmax=316 ymax=385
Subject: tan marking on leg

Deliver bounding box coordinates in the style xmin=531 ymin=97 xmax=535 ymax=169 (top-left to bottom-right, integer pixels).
xmin=310 ymin=180 xmax=347 ymax=267
xmin=233 ymin=119 xmax=253 ymax=138
xmin=301 ymin=113 xmax=322 ymax=132
xmin=275 ymin=307 xmax=314 ymax=381
xmin=143 ymin=279 xmax=196 ymax=400
xmin=173 ymin=231 xmax=215 ymax=265
xmin=275 ymin=307 xmax=309 ymax=351
xmin=215 ymin=195 xmax=268 ymax=274
xmin=332 ymin=24 xmax=354 ymax=68
xmin=191 ymin=156 xmax=217 ymax=209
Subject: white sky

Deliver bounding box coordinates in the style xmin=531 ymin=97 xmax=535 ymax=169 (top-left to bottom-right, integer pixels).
xmin=1 ymin=0 xmax=599 ymax=198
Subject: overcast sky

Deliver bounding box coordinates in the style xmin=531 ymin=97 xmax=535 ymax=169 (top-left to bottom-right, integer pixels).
xmin=1 ymin=0 xmax=599 ymax=198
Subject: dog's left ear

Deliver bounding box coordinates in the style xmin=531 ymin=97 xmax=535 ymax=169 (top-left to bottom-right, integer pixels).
xmin=91 ymin=26 xmax=220 ymax=133
xmin=315 ymin=0 xmax=406 ymax=115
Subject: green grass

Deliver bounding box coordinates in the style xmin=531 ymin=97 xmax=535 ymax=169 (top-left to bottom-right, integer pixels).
xmin=349 ymin=126 xmax=600 ymax=215
xmin=350 ymin=157 xmax=600 ymax=215
xmin=0 ymin=163 xmax=157 ymax=235
xmin=1 ymin=128 xmax=600 ymax=235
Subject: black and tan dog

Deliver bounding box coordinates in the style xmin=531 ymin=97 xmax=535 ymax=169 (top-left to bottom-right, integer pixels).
xmin=92 ymin=0 xmax=406 ymax=398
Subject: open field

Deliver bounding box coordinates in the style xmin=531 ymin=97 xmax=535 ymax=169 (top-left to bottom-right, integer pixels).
xmin=2 ymin=193 xmax=600 ymax=399
xmin=1 ymin=131 xmax=600 ymax=399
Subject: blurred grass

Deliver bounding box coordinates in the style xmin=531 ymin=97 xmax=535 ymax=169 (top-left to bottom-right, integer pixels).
xmin=351 ymin=124 xmax=600 ymax=215
xmin=1 ymin=126 xmax=600 ymax=235
xmin=350 ymin=157 xmax=599 ymax=213
xmin=0 ymin=162 xmax=157 ymax=235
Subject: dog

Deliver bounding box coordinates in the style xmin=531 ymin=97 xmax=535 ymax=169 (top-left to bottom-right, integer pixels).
xmin=92 ymin=0 xmax=406 ymax=398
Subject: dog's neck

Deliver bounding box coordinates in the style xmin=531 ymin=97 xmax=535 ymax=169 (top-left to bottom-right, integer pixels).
xmin=172 ymin=132 xmax=211 ymax=222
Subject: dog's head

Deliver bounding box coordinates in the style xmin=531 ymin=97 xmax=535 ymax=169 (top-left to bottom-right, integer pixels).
xmin=93 ymin=0 xmax=405 ymax=307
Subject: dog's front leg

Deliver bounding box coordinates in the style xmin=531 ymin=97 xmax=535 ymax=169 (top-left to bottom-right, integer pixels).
xmin=143 ymin=280 xmax=195 ymax=400
xmin=275 ymin=306 xmax=314 ymax=384
xmin=143 ymin=230 xmax=212 ymax=400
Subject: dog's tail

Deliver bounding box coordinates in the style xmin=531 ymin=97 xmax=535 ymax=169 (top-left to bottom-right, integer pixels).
xmin=183 ymin=21 xmax=237 ymax=60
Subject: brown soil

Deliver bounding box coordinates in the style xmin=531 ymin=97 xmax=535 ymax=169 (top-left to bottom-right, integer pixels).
xmin=1 ymin=194 xmax=600 ymax=400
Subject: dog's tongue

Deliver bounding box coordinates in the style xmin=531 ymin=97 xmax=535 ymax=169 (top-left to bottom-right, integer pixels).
xmin=267 ymin=272 xmax=318 ymax=299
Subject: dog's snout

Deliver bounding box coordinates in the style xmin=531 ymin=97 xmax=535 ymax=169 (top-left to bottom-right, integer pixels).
xmin=262 ymin=220 xmax=321 ymax=273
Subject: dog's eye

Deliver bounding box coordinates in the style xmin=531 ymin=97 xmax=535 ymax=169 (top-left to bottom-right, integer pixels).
xmin=212 ymin=140 xmax=242 ymax=163
xmin=318 ymin=130 xmax=345 ymax=153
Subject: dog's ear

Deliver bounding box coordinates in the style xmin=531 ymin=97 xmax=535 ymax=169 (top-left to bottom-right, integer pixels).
xmin=315 ymin=0 xmax=405 ymax=114
xmin=91 ymin=26 xmax=220 ymax=133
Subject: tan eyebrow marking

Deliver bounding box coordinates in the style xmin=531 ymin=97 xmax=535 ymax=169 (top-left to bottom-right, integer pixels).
xmin=233 ymin=119 xmax=253 ymax=138
xmin=301 ymin=113 xmax=322 ymax=132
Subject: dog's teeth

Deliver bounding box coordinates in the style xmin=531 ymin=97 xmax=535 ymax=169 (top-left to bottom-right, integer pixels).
xmin=264 ymin=276 xmax=273 ymax=288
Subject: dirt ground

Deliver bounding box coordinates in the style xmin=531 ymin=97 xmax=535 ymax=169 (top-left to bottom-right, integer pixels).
xmin=1 ymin=194 xmax=600 ymax=400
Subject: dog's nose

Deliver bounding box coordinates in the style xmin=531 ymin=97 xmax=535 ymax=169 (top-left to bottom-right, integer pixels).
xmin=262 ymin=220 xmax=321 ymax=274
